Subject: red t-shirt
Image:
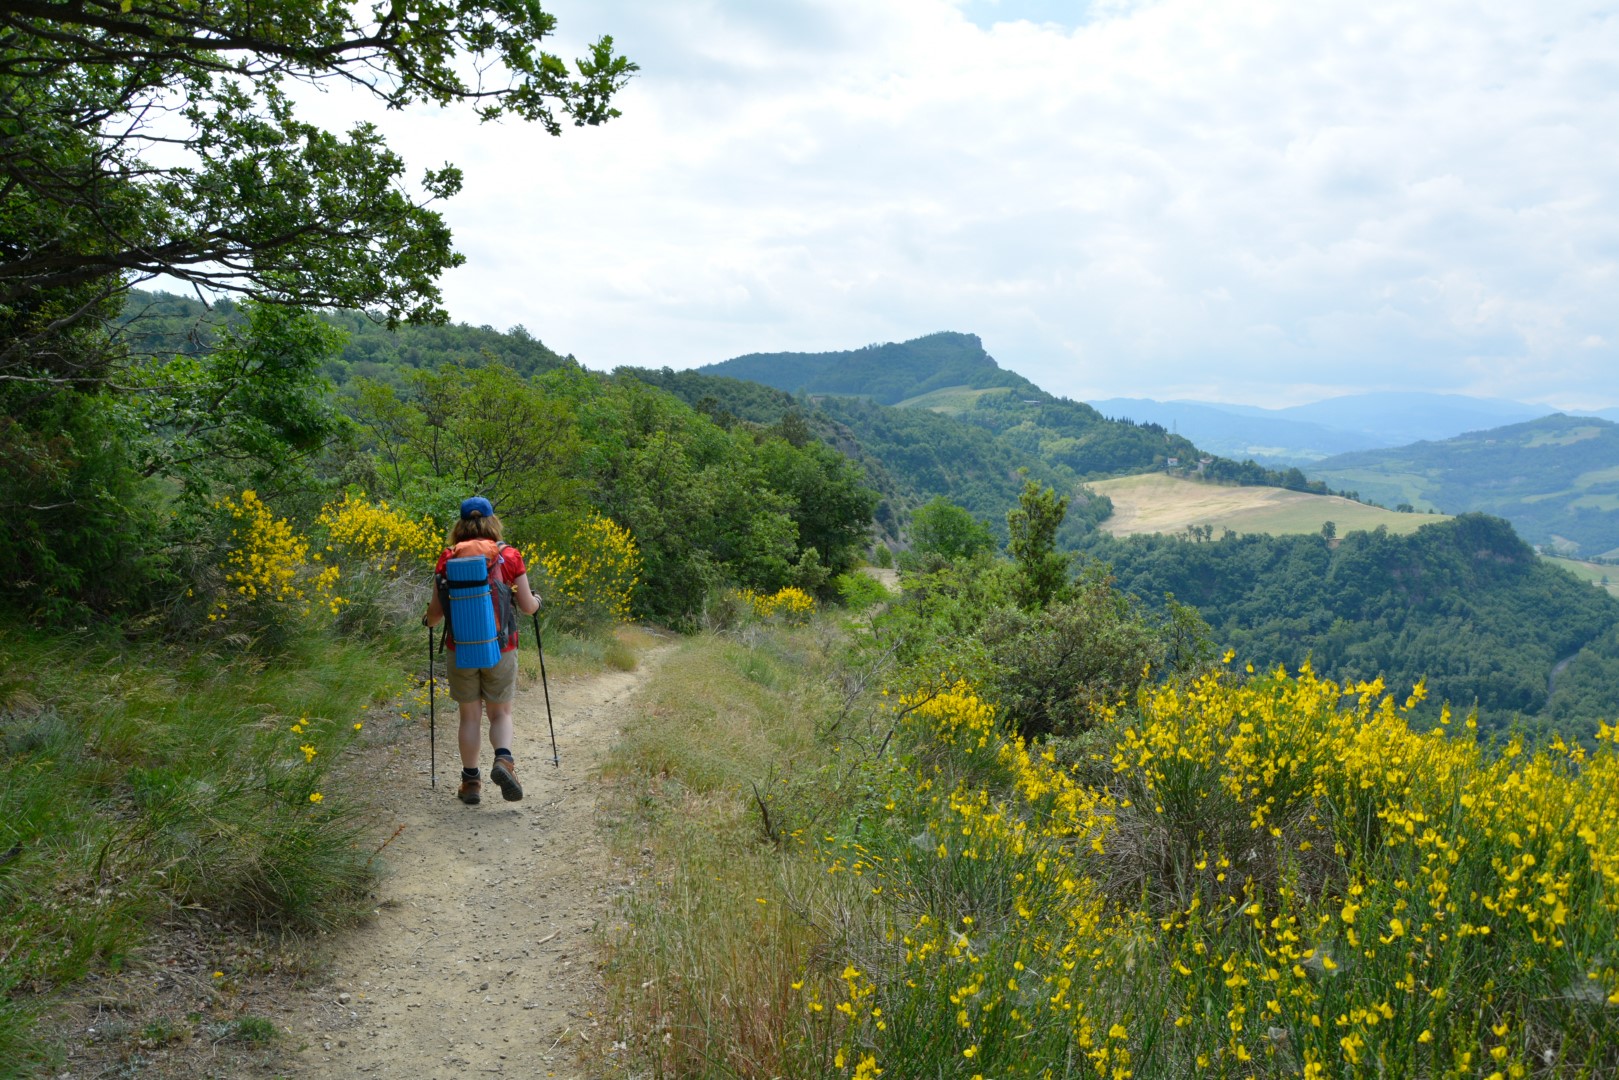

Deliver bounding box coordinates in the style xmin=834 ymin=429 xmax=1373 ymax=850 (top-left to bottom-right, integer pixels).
xmin=436 ymin=542 xmax=526 ymax=653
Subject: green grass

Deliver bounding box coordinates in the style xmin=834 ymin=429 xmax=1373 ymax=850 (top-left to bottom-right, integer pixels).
xmin=0 ymin=625 xmax=413 ymax=1075
xmin=1303 ymin=466 xmax=1440 ymax=510
xmin=1526 ymin=424 xmax=1604 ymax=447
xmin=601 ymin=621 xmax=887 ymax=1078
xmin=1541 ymin=554 xmax=1619 ymax=597
xmin=893 ymin=385 xmax=1014 ymax=414
xmin=1573 ymin=464 xmax=1619 ymax=489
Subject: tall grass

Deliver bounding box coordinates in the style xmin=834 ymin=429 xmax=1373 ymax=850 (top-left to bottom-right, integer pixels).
xmin=0 ymin=626 xmax=409 ymax=1076
xmin=602 ymin=622 xmax=887 ymax=1078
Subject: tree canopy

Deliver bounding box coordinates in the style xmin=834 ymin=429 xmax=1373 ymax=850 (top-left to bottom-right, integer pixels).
xmin=0 ymin=0 xmax=635 ymax=380
xmin=1084 ymin=514 xmax=1619 ymax=741
xmin=1 ymin=3 xmax=632 ymax=612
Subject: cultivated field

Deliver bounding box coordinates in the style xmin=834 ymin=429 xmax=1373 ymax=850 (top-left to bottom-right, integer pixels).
xmin=1091 ymin=472 xmax=1449 ymax=538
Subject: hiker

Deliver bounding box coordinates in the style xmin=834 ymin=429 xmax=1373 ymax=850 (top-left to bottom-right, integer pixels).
xmin=423 ymin=497 xmax=542 ymax=805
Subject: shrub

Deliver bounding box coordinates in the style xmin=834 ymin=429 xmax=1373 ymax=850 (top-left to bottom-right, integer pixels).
xmin=740 ymin=586 xmax=817 ymax=625
xmin=833 ymin=572 xmax=891 ymax=613
xmin=209 ymin=491 xmax=344 ymax=647
xmin=977 ymin=578 xmax=1162 ymax=739
xmin=910 ymin=495 xmax=996 ymax=562
xmin=529 ymin=513 xmax=642 ymax=631
xmin=316 ymin=491 xmax=440 ymax=571
xmin=315 ymin=492 xmax=441 ymax=639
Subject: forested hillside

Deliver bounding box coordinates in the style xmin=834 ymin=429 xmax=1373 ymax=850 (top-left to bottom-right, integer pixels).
xmin=1084 ymin=513 xmax=1619 ymax=740
xmin=97 ymin=294 xmax=1619 ymax=746
xmin=119 ymin=289 xmax=576 ymax=382
xmin=619 ymin=366 xmax=1107 ymax=546
xmin=701 ymin=330 xmax=1356 ymax=504
xmin=701 ymin=331 xmax=1205 ymax=478
xmin=699 ymin=331 xmax=1036 ymax=404
xmin=1310 ymin=413 xmax=1619 ymax=558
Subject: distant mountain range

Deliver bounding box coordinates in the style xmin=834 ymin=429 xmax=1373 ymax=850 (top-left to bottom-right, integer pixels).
xmin=1086 ymin=392 xmax=1596 ymax=465
xmin=698 ymin=334 xmax=1619 ymax=562
xmin=1308 ymin=413 xmax=1619 ymax=559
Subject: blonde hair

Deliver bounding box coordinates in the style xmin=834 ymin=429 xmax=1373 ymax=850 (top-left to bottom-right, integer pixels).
xmin=449 ymin=512 xmax=503 ymax=545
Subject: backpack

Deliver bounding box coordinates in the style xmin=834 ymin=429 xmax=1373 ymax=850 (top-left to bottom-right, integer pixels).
xmin=435 ymin=540 xmax=517 ymax=668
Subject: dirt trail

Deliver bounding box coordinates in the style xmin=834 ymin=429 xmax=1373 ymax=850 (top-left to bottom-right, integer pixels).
xmin=279 ymin=647 xmax=669 ymax=1079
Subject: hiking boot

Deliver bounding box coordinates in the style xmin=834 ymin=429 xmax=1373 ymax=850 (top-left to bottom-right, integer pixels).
xmin=458 ymin=777 xmax=482 ymax=805
xmin=491 ymin=756 xmax=523 ymax=802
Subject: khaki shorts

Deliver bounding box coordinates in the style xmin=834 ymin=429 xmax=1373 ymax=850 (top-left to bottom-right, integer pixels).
xmin=447 ymin=648 xmax=518 ymax=704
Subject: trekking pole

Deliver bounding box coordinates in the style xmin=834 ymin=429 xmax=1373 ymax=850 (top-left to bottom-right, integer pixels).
xmin=427 ymin=625 xmax=436 ymax=788
xmin=532 ymin=612 xmax=559 ymax=767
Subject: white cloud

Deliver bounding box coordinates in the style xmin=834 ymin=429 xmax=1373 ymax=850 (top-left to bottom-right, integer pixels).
xmin=313 ymin=0 xmax=1619 ymax=408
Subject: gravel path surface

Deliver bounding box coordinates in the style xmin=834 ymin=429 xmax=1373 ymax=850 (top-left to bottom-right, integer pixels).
xmin=279 ymin=648 xmax=668 ymax=1079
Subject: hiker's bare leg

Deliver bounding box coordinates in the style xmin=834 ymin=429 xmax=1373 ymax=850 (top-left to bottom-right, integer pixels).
xmin=458 ymin=701 xmax=484 ymax=767
xmin=486 ymin=700 xmax=514 ymax=755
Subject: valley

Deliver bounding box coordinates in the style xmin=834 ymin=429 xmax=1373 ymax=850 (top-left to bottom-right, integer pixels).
xmin=1308 ymin=413 xmax=1619 ymax=558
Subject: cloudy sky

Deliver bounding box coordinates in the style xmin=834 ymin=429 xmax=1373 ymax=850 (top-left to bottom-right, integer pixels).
xmin=332 ymin=0 xmax=1619 ymax=409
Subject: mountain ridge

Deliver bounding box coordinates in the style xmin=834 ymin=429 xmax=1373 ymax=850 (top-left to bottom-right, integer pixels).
xmin=699 ymin=330 xmax=1040 ymax=405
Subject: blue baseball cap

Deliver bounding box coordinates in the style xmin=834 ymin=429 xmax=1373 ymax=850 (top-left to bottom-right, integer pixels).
xmin=459 ymin=496 xmax=495 ymax=520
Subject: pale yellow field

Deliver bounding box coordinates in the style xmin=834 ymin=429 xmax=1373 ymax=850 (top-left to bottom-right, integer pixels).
xmin=1091 ymin=473 xmax=1449 ymax=538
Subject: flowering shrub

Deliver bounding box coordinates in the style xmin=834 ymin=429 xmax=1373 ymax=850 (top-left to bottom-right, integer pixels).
xmin=211 ymin=489 xmax=439 ymax=638
xmin=739 ymin=585 xmax=817 ymax=624
xmin=800 ymin=664 xmax=1619 ymax=1079
xmin=529 ymin=513 xmax=641 ymax=630
xmin=316 ymin=492 xmax=439 ymax=573
xmin=213 ymin=490 xmax=343 ymax=623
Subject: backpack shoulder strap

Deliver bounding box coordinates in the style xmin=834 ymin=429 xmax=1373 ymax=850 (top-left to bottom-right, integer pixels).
xmin=490 ymin=543 xmax=518 ymax=646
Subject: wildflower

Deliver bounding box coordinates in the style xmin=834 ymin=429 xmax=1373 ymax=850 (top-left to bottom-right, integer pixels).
xmin=309 ymin=793 xmax=324 ymax=804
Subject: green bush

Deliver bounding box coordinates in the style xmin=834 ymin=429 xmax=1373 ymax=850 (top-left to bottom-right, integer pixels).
xmin=832 ymin=572 xmax=891 ymax=612
xmin=976 ymin=599 xmax=1156 ymax=740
